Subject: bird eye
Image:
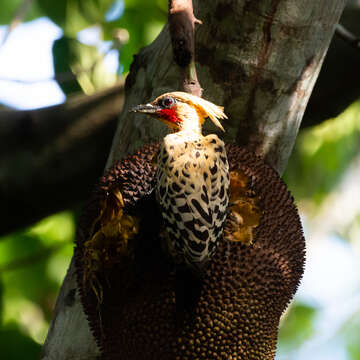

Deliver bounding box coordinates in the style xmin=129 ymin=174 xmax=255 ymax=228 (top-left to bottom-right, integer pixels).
xmin=160 ymin=97 xmax=175 ymax=108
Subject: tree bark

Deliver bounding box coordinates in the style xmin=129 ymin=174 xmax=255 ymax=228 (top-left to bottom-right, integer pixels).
xmin=42 ymin=0 xmax=345 ymax=358
xmin=303 ymin=1 xmax=360 ymax=127
xmin=1 ymin=2 xmax=358 ymax=235
xmin=108 ymin=0 xmax=345 ymax=173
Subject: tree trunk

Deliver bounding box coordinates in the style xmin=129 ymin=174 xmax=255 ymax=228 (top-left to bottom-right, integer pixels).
xmin=41 ymin=0 xmax=345 ymax=358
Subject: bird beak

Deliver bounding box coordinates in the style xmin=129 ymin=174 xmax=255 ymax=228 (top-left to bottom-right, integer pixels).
xmin=129 ymin=103 xmax=160 ymax=114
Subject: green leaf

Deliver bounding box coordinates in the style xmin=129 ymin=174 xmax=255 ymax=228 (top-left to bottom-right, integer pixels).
xmin=284 ymin=99 xmax=360 ymax=206
xmin=102 ymin=2 xmax=166 ymax=73
xmin=278 ymin=303 xmax=317 ymax=353
xmin=52 ymin=36 xmax=84 ymax=95
xmin=0 ymin=0 xmax=42 ymax=25
xmin=342 ymin=310 xmax=360 ymax=360
xmin=37 ymin=0 xmax=114 ymax=36
xmin=53 ymin=35 xmax=117 ymax=95
xmin=36 ymin=0 xmax=67 ymax=28
xmin=0 ymin=233 xmax=57 ymax=303
xmin=0 ymin=211 xmax=74 ymax=331
xmin=78 ymin=0 xmax=114 ymax=24
xmin=0 ymin=276 xmax=3 ymax=325
xmin=0 ymin=323 xmax=41 ymax=360
xmin=37 ymin=0 xmax=86 ymax=35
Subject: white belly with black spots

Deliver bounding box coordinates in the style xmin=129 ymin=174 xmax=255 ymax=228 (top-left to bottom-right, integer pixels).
xmin=155 ymin=133 xmax=230 ymax=268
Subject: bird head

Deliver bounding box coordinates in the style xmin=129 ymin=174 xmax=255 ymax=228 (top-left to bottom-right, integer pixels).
xmin=130 ymin=92 xmax=227 ymax=133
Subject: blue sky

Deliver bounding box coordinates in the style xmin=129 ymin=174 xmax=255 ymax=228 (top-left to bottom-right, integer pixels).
xmin=0 ymin=17 xmax=118 ymax=109
xmin=1 ymin=15 xmax=359 ymax=360
xmin=0 ymin=18 xmax=64 ymax=109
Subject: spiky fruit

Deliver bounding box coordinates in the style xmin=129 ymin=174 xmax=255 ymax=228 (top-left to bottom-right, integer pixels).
xmin=75 ymin=143 xmax=305 ymax=360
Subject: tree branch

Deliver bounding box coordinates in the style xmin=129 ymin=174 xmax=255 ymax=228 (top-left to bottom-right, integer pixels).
xmin=335 ymin=23 xmax=360 ymax=49
xmin=3 ymin=1 xmax=359 ymax=235
xmin=0 ymin=82 xmax=124 ymax=236
xmin=169 ymin=0 xmax=202 ymax=95
xmin=108 ymin=0 xmax=346 ymax=172
xmin=303 ymin=2 xmax=360 ymax=127
xmin=41 ymin=0 xmax=345 ymax=357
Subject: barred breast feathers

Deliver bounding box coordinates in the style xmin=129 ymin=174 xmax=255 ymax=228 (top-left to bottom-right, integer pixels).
xmin=156 ymin=133 xmax=230 ymax=266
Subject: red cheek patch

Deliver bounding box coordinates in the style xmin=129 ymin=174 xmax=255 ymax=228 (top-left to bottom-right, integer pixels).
xmin=158 ymin=108 xmax=181 ymax=124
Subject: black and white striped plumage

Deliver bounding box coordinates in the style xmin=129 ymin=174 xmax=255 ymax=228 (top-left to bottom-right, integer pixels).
xmin=131 ymin=92 xmax=229 ymax=271
xmin=156 ymin=133 xmax=229 ymax=269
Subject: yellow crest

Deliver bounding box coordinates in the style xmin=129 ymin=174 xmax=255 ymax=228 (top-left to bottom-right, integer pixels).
xmin=156 ymin=92 xmax=227 ymax=131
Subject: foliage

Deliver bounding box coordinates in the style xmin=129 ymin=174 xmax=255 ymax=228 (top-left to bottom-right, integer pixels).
xmin=0 ymin=0 xmax=41 ymax=25
xmin=279 ymin=100 xmax=360 ymax=358
xmin=0 ymin=212 xmax=74 ymax=358
xmin=0 ymin=1 xmax=166 ymax=358
xmin=284 ymin=100 xmax=360 ymax=206
xmin=277 ymin=303 xmax=317 ymax=355
xmin=0 ymin=322 xmax=42 ymax=360
xmin=0 ymin=0 xmax=166 ymax=96
xmin=1 ymin=104 xmax=359 ymax=359
xmin=343 ymin=311 xmax=360 ymax=360
xmin=1 ymin=0 xmax=360 ymax=359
